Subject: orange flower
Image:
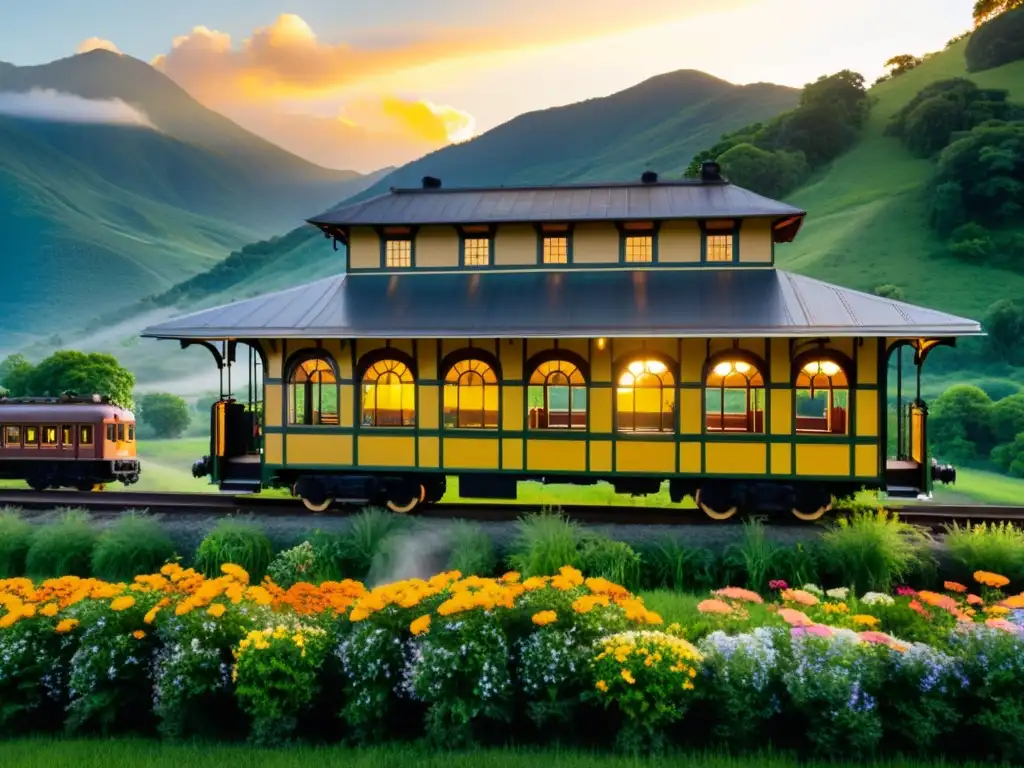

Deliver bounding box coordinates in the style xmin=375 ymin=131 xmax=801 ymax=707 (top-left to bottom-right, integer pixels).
xmin=852 ymin=614 xmax=879 ymax=628
xmin=974 ymin=571 xmax=1010 ymax=589
xmin=781 ymin=589 xmax=819 ymax=607
xmin=55 ymin=618 xmax=78 ymax=633
xmin=713 ymin=587 xmax=764 ymax=604
xmin=410 ymin=614 xmax=431 ymax=636
xmin=1001 ymin=595 xmax=1024 ymax=609
xmin=532 ymin=610 xmax=557 ymax=626
xmin=132 ymin=630 xmax=146 ymax=640
xmin=908 ymin=600 xmax=930 ymax=619
xmin=110 ymin=596 xmax=135 ymax=612
xmin=984 ymin=605 xmax=1009 ymax=616
xmin=778 ymin=608 xmax=814 ymax=627
xmin=697 ymin=599 xmax=733 ymax=615
xmin=967 ymin=594 xmax=983 ymax=606
xmin=207 ymin=603 xmax=226 ymax=618
xmin=918 ymin=591 xmax=959 ymax=613
xmin=943 ymin=581 xmax=967 ymax=593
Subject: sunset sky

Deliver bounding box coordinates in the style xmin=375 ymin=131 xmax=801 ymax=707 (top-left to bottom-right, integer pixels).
xmin=1 ymin=0 xmax=977 ymax=172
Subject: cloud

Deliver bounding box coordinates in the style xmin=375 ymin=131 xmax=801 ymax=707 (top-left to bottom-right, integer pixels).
xmin=345 ymin=97 xmax=476 ymax=144
xmin=76 ymin=37 xmax=122 ymax=55
xmin=0 ymin=89 xmax=153 ymax=127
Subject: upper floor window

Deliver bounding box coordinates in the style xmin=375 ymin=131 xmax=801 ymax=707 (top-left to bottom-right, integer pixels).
xmin=463 ymin=238 xmax=491 ymax=266
xmin=529 ymin=359 xmax=587 ymax=430
xmin=288 ymin=354 xmax=339 ymax=426
xmin=624 ymin=236 xmax=653 ymax=263
xmin=362 ymin=358 xmax=416 ymax=427
xmin=795 ymin=359 xmax=849 ymax=435
xmin=444 ymin=358 xmax=499 ymax=429
xmin=705 ymin=359 xmax=765 ymax=433
xmin=706 ymin=234 xmax=734 ymax=262
xmin=616 ymin=359 xmax=675 ymax=432
xmin=542 ymin=236 xmax=569 ymax=264
xmin=385 ymin=239 xmax=412 ymax=268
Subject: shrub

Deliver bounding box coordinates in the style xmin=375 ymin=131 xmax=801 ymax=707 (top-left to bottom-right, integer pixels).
xmin=722 ymin=519 xmax=778 ymax=592
xmin=506 ymin=509 xmax=581 ymax=576
xmin=638 ymin=539 xmax=719 ymax=592
xmin=966 ymin=5 xmax=1024 ymax=72
xmin=334 ymin=508 xmax=412 ymax=581
xmin=579 ymin=535 xmax=641 ymax=592
xmin=820 ymin=508 xmax=933 ymax=593
xmin=91 ymin=513 xmax=177 ymax=582
xmin=0 ymin=508 xmax=32 ymax=577
xmin=446 ymin=521 xmax=497 ymax=577
xmin=945 ymin=522 xmax=1024 ymax=586
xmin=193 ymin=518 xmax=273 ymax=581
xmin=24 ymin=509 xmax=98 ymax=579
xmin=267 ymin=541 xmax=319 ymax=589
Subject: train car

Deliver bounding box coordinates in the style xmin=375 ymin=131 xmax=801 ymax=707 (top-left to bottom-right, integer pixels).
xmin=142 ymin=163 xmax=982 ymax=520
xmin=0 ymin=394 xmax=141 ymax=490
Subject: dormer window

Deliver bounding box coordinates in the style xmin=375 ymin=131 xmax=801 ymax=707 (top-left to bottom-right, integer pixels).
xmin=706 ymin=234 xmax=733 ymax=262
xmin=459 ymin=225 xmax=495 ymax=268
xmin=619 ymin=221 xmax=657 ymax=264
xmin=380 ymin=226 xmax=414 ymax=268
xmin=543 ymin=237 xmax=569 ymax=264
xmin=703 ymin=219 xmax=737 ymax=263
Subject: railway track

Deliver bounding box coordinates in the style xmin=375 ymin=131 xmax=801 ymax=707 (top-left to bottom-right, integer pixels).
xmin=1 ymin=489 xmax=1023 ymax=529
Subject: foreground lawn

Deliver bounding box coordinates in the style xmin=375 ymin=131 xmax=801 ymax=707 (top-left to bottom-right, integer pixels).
xmin=0 ymin=739 xmax=1009 ymax=768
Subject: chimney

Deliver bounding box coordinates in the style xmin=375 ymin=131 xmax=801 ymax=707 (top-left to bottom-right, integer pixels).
xmin=421 ymin=176 xmax=442 ymax=189
xmin=640 ymin=170 xmax=658 ymax=184
xmin=700 ymin=160 xmax=723 ymax=183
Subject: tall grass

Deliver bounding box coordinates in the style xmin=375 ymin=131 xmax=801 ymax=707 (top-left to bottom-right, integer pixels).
xmin=193 ymin=517 xmax=274 ymax=581
xmin=639 ymin=540 xmax=720 ymax=592
xmin=24 ymin=508 xmax=98 ymax=579
xmin=506 ymin=509 xmax=582 ymax=576
xmin=446 ymin=521 xmax=498 ymax=577
xmin=308 ymin=508 xmax=412 ymax=581
xmin=579 ymin=535 xmax=642 ymax=591
xmin=0 ymin=507 xmax=33 ymax=577
xmin=91 ymin=512 xmax=177 ymax=582
xmin=722 ymin=519 xmax=778 ymax=592
xmin=820 ymin=508 xmax=933 ymax=593
xmin=944 ymin=521 xmax=1024 ymax=585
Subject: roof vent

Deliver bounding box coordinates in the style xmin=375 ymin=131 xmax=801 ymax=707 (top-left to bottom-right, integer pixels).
xmin=641 ymin=170 xmax=658 ymax=184
xmin=700 ymin=160 xmax=724 ymax=183
xmin=421 ymin=176 xmax=442 ymax=189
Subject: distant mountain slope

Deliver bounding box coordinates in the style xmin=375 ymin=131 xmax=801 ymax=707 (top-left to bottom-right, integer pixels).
xmin=0 ymin=51 xmax=382 ymax=343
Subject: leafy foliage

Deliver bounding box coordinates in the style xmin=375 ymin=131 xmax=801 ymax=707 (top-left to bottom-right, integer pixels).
xmin=0 ymin=509 xmax=33 ymax=578
xmin=138 ymin=393 xmax=191 ymax=439
xmin=506 ymin=510 xmax=583 ymax=577
xmin=194 ymin=519 xmax=274 ymax=582
xmin=820 ymin=509 xmax=933 ymax=593
xmin=91 ymin=514 xmax=177 ymax=582
xmin=0 ymin=350 xmax=135 ymax=409
xmin=930 ymin=384 xmax=997 ymax=463
xmin=944 ymin=521 xmax=1024 ymax=583
xmin=967 ymin=3 xmax=1024 ymax=71
xmin=24 ymin=509 xmax=98 ymax=579
xmin=446 ymin=521 xmax=498 ymax=578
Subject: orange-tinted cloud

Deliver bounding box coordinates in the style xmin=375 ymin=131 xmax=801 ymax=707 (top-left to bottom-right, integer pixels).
xmin=345 ymin=97 xmax=476 ymax=144
xmin=76 ymin=37 xmax=122 ymax=55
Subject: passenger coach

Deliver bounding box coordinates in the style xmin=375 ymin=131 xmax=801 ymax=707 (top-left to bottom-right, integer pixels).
xmin=142 ymin=163 xmax=983 ymax=520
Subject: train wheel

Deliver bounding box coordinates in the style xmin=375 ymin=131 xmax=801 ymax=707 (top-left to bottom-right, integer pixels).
xmin=386 ymin=483 xmax=426 ymax=514
xmin=301 ymin=495 xmax=334 ymax=513
xmin=792 ymin=487 xmax=833 ymax=522
xmin=695 ymin=488 xmax=738 ymax=521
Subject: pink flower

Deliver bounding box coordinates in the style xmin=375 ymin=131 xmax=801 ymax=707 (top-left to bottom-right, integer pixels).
xmin=985 ymin=618 xmax=1022 ymax=634
xmin=896 ymin=586 xmax=917 ymax=597
xmin=769 ymin=580 xmax=788 ymax=590
xmin=779 ymin=608 xmax=814 ymax=627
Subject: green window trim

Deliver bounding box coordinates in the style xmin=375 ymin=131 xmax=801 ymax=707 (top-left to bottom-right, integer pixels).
xmin=457 ymin=225 xmax=497 ymax=268
xmin=699 ymin=219 xmax=742 ymax=264
xmin=616 ymin=221 xmax=661 ymax=265
xmin=375 ymin=226 xmax=418 ymax=269
xmin=533 ymin=224 xmax=575 ymax=265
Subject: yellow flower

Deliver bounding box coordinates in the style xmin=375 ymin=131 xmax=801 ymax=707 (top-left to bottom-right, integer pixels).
xmin=221 ymin=564 xmax=250 ymax=584
xmin=500 ymin=571 xmax=521 ymax=583
xmin=531 ymin=610 xmax=557 ymax=626
xmin=144 ymin=606 xmax=161 ymax=624
xmin=595 ymin=680 xmax=608 ymax=692
xmin=620 ymin=669 xmax=635 ymax=685
xmin=55 ymin=618 xmax=79 ymax=634
xmin=39 ymin=602 xmax=59 ymax=617
xmin=974 ymin=571 xmax=1010 ymax=589
xmin=410 ymin=614 xmax=431 ymax=636
xmin=852 ymin=614 xmax=880 ymax=628
xmin=683 ymin=680 xmax=695 ymax=691
xmin=207 ymin=603 xmax=227 ymax=618
xmin=984 ymin=605 xmax=1009 ymax=616
xmin=110 ymin=596 xmax=136 ymax=612
xmin=132 ymin=630 xmax=146 ymax=640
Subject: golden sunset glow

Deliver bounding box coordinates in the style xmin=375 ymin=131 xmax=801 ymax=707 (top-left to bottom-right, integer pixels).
xmin=76 ymin=37 xmax=121 ymax=55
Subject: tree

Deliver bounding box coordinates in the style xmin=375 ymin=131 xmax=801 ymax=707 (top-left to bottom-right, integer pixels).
xmin=874 ymin=284 xmax=906 ymax=301
xmin=715 ymin=143 xmax=808 ymax=198
xmin=884 ymin=54 xmax=922 ymax=77
xmin=929 ymin=384 xmax=996 ymax=462
xmin=2 ymin=350 xmax=136 ymax=407
xmin=967 ymin=3 xmax=1024 ymax=70
xmin=0 ymin=354 xmax=34 ymax=397
xmin=139 ymin=393 xmax=191 ymax=439
xmin=984 ymin=299 xmax=1024 ymax=363
xmin=990 ymin=432 xmax=1024 ymax=476
xmin=991 ymin=393 xmax=1024 ymax=444
xmin=973 ymin=0 xmax=1022 ymax=26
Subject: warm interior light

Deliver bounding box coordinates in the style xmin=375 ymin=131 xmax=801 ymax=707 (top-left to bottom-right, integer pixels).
xmin=647 ymin=360 xmax=667 ymax=375
xmin=735 ymin=361 xmax=750 ymax=374
xmin=618 ymin=373 xmax=633 ymax=387
xmin=804 ymin=360 xmax=841 ymax=377
xmin=820 ymin=361 xmax=841 ymax=377
xmin=713 ymin=362 xmax=733 ymax=377
xmin=597 ymin=338 xmax=607 ymax=350
xmin=628 ymin=361 xmax=645 ymax=376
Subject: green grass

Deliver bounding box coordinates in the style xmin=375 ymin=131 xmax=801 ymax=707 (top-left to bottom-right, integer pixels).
xmin=0 ymin=738 xmax=1008 ymax=768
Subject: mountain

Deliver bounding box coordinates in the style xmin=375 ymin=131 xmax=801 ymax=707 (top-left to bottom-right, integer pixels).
xmin=0 ymin=51 xmax=382 ymax=343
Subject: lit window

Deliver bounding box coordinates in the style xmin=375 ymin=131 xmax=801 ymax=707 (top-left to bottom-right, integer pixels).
xmin=795 ymin=359 xmax=848 ymax=435
xmin=128 ymin=425 xmax=135 ymax=442
xmin=464 ymin=238 xmax=491 ymax=266
xmin=542 ymin=237 xmax=569 ymax=264
xmin=385 ymin=239 xmax=412 ymax=268
xmin=444 ymin=359 xmax=499 ymax=428
xmin=3 ymin=425 xmax=20 ymax=446
xmin=616 ymin=359 xmax=674 ymax=432
xmin=362 ymin=359 xmax=416 ymax=427
xmin=288 ymin=356 xmax=339 ymax=426
xmin=61 ymin=425 xmax=72 ymax=444
xmin=42 ymin=426 xmax=57 ymax=445
xmin=624 ymin=236 xmax=653 ymax=263
xmin=24 ymin=426 xmax=38 ymax=445
xmin=79 ymin=425 xmax=93 ymax=445
xmin=705 ymin=360 xmax=765 ymax=433
xmin=706 ymin=234 xmax=734 ymax=262
xmin=528 ymin=360 xmax=587 ymax=429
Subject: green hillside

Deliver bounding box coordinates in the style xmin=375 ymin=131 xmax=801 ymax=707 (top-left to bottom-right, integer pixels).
xmin=0 ymin=51 xmax=383 ymax=343
xmin=779 ymin=38 xmax=1024 ymax=321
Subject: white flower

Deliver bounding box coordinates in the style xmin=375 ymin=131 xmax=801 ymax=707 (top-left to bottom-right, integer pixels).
xmin=801 ymin=584 xmax=824 ymax=596
xmin=861 ymin=592 xmax=895 ymax=606
xmin=826 ymin=588 xmax=849 ymax=600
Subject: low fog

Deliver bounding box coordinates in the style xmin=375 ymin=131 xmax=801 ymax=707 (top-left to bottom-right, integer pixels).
xmin=0 ymin=88 xmax=154 ymax=127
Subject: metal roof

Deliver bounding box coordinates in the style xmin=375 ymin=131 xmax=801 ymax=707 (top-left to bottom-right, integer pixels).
xmin=308 ymin=180 xmax=806 ymax=228
xmin=141 ymin=269 xmax=983 ymax=341
xmin=0 ymin=403 xmax=134 ymax=420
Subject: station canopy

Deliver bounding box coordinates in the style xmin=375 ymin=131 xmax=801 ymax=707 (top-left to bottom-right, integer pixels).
xmin=141 ymin=269 xmax=983 ymax=341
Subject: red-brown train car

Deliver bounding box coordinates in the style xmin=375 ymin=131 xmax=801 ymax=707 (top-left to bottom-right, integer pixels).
xmin=0 ymin=394 xmax=141 ymax=490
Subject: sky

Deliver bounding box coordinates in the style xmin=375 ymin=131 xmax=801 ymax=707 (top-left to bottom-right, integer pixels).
xmin=0 ymin=0 xmax=978 ymax=172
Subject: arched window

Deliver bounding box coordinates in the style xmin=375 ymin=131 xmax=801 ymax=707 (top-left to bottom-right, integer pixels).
xmin=528 ymin=359 xmax=587 ymax=429
xmin=705 ymin=359 xmax=765 ymax=433
xmin=361 ymin=359 xmax=416 ymax=427
xmin=616 ymin=359 xmax=675 ymax=432
xmin=443 ymin=359 xmax=499 ymax=429
xmin=288 ymin=355 xmax=339 ymax=426
xmin=795 ymin=359 xmax=849 ymax=434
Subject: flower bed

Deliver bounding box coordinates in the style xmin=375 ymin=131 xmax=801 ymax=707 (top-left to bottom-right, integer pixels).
xmin=1 ymin=566 xmax=1023 ymax=759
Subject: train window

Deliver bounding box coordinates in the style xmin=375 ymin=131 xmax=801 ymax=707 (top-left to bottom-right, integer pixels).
xmin=128 ymin=425 xmax=135 ymax=442
xmin=62 ymin=425 xmax=72 ymax=444
xmin=117 ymin=423 xmax=125 ymax=442
xmin=80 ymin=425 xmax=94 ymax=445
xmin=288 ymin=356 xmax=339 ymax=426
xmin=443 ymin=359 xmax=499 ymax=429
xmin=24 ymin=426 xmax=39 ymax=445
xmin=3 ymin=425 xmax=20 ymax=446
xmin=705 ymin=360 xmax=765 ymax=433
xmin=795 ymin=360 xmax=849 ymax=435
xmin=616 ymin=359 xmax=675 ymax=432
xmin=529 ymin=360 xmax=587 ymax=430
xmin=42 ymin=426 xmax=58 ymax=445
xmin=106 ymin=424 xmax=116 ymax=442
xmin=361 ymin=359 xmax=415 ymax=427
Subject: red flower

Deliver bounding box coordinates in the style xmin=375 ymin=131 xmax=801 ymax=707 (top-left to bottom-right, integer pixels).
xmin=769 ymin=580 xmax=788 ymax=590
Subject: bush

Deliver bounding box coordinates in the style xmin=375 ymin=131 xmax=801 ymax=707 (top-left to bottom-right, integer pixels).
xmin=820 ymin=508 xmax=933 ymax=593
xmin=0 ymin=508 xmax=32 ymax=577
xmin=578 ymin=536 xmax=642 ymax=592
xmin=339 ymin=508 xmax=412 ymax=581
xmin=266 ymin=541 xmax=319 ymax=589
xmin=506 ymin=510 xmax=582 ymax=577
xmin=966 ymin=4 xmax=1024 ymax=72
xmin=91 ymin=513 xmax=177 ymax=582
xmin=944 ymin=522 xmax=1024 ymax=586
xmin=194 ymin=518 xmax=273 ymax=581
xmin=24 ymin=509 xmax=98 ymax=579
xmin=446 ymin=521 xmax=498 ymax=577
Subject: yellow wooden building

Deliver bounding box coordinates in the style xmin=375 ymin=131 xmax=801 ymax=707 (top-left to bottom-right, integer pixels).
xmin=143 ymin=164 xmax=982 ymax=520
